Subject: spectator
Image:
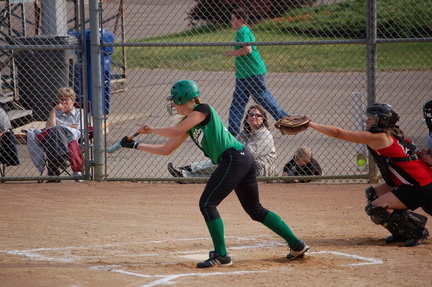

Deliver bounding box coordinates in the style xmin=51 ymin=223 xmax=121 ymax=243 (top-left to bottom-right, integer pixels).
xmin=0 ymin=105 xmax=12 ymax=134
xmin=282 ymin=146 xmax=322 ymax=183
xmin=419 ymin=100 xmax=432 ymax=165
xmin=417 ymin=100 xmax=432 ymax=216
xmin=168 ymin=104 xmax=277 ymax=178
xmin=225 ymin=8 xmax=289 ymax=136
xmin=27 ymin=87 xmax=84 ymax=182
xmin=0 ymin=105 xmax=19 ymax=169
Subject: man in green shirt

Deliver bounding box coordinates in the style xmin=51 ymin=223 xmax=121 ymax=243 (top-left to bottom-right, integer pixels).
xmin=225 ymin=8 xmax=289 ymax=135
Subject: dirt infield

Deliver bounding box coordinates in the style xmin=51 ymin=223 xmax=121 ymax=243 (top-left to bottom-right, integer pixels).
xmin=1 ymin=182 xmax=431 ymax=287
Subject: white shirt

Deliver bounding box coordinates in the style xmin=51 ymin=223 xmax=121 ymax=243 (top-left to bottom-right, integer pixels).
xmin=55 ymin=107 xmax=84 ymax=141
xmin=55 ymin=107 xmax=83 ymax=129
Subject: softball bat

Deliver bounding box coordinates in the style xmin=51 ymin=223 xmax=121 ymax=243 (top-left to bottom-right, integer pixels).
xmin=106 ymin=132 xmax=139 ymax=154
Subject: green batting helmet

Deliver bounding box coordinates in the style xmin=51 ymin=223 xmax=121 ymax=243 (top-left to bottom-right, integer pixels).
xmin=167 ymin=79 xmax=200 ymax=105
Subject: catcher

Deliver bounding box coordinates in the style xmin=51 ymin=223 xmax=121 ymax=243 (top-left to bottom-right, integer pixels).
xmin=276 ymin=103 xmax=431 ymax=247
xmin=121 ymin=79 xmax=309 ymax=268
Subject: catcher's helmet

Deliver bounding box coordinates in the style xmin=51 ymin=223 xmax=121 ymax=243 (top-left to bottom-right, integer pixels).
xmin=167 ymin=79 xmax=200 ymax=105
xmin=365 ymin=103 xmax=399 ymax=129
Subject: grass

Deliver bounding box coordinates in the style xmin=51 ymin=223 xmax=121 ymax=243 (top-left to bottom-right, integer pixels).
xmin=112 ymin=0 xmax=432 ymax=72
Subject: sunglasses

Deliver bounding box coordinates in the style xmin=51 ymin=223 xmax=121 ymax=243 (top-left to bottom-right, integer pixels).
xmin=248 ymin=113 xmax=263 ymax=118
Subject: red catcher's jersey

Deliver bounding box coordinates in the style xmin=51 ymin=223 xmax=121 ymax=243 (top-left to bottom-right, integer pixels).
xmin=374 ymin=136 xmax=432 ymax=186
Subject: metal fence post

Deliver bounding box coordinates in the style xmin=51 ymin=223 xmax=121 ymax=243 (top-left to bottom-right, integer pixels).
xmin=366 ymin=0 xmax=379 ymax=183
xmin=78 ymin=0 xmax=92 ymax=180
xmin=89 ymin=0 xmax=104 ymax=181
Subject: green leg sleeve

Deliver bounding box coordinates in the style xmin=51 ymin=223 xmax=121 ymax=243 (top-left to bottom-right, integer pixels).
xmin=206 ymin=218 xmax=227 ymax=256
xmin=263 ymin=211 xmax=299 ymax=247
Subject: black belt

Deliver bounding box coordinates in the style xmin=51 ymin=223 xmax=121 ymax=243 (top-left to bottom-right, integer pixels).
xmin=387 ymin=154 xmax=418 ymax=163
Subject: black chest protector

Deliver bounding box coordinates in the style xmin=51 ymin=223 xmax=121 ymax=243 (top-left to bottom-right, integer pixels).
xmin=367 ymin=130 xmax=418 ymax=186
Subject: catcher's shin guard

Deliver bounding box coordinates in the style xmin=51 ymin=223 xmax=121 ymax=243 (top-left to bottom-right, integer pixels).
xmin=365 ymin=186 xmax=377 ymax=203
xmin=365 ymin=203 xmax=428 ymax=240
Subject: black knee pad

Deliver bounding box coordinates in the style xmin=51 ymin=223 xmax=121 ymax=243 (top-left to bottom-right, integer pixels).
xmin=365 ymin=203 xmax=390 ymax=226
xmin=365 ymin=186 xmax=377 ymax=202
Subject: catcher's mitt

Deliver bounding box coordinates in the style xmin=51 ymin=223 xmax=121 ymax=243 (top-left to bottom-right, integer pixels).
xmin=274 ymin=115 xmax=311 ymax=135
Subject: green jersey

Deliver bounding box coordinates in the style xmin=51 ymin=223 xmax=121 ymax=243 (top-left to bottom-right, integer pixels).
xmin=234 ymin=25 xmax=267 ymax=79
xmin=187 ymin=104 xmax=243 ymax=164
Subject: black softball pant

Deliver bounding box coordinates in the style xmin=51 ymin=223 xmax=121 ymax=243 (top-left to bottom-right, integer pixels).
xmin=199 ymin=148 xmax=269 ymax=223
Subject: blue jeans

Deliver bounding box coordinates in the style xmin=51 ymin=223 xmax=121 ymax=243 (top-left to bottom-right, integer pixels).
xmin=228 ymin=74 xmax=289 ymax=135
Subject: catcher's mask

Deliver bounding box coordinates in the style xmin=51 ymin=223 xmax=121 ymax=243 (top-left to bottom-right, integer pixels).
xmin=365 ymin=103 xmax=399 ymax=129
xmin=166 ymin=79 xmax=200 ymax=116
xmin=423 ymin=100 xmax=432 ymax=128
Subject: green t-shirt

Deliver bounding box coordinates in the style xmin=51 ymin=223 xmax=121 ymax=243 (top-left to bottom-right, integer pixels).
xmin=234 ymin=25 xmax=267 ymax=79
xmin=187 ymin=104 xmax=243 ymax=164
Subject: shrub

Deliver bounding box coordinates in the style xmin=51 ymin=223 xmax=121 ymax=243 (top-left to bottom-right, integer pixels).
xmin=187 ymin=0 xmax=318 ymax=27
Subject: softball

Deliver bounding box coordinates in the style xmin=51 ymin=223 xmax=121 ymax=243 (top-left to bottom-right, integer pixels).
xmin=357 ymin=158 xmax=366 ymax=167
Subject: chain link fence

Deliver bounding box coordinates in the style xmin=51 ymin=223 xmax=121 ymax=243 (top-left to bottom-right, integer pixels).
xmin=1 ymin=0 xmax=431 ymax=183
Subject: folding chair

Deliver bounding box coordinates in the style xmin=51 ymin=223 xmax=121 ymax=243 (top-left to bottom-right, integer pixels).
xmin=37 ymin=128 xmax=83 ymax=182
xmin=25 ymin=101 xmax=92 ymax=183
xmin=77 ymin=101 xmax=94 ymax=180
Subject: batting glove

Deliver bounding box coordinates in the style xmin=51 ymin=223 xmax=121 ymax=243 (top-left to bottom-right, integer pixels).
xmin=120 ymin=136 xmax=139 ymax=149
